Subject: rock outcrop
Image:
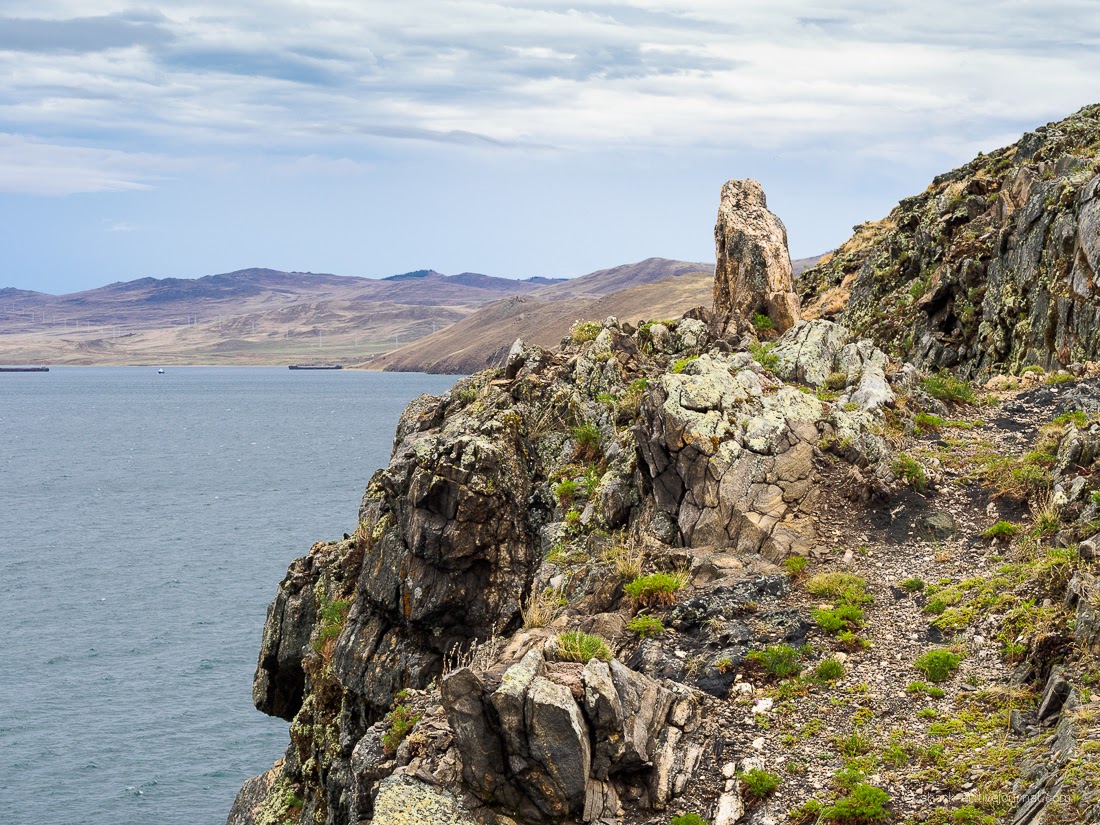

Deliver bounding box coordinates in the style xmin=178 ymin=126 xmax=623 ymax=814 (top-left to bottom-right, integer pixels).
xmin=228 ymin=305 xmax=901 ymax=825
xmin=799 ymin=103 xmax=1100 ymax=378
xmin=713 ymin=178 xmax=802 ymax=332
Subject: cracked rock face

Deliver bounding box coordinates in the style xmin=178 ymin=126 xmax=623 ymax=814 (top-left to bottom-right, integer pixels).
xmin=713 ymin=178 xmax=802 ymax=332
xmin=636 ymin=348 xmax=886 ymax=560
xmin=441 ymin=646 xmax=703 ymax=823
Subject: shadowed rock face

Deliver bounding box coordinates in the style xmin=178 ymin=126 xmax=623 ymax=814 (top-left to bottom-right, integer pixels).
xmin=798 ymin=103 xmax=1100 ymax=377
xmin=713 ymin=179 xmax=802 ymax=332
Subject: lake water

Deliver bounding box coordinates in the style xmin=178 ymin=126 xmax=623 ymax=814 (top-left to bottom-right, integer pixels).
xmin=0 ymin=367 xmax=459 ymax=825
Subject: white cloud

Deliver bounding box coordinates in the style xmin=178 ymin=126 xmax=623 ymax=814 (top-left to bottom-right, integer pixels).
xmin=0 ymin=133 xmax=174 ymax=194
xmin=0 ymin=1 xmax=1096 ymax=181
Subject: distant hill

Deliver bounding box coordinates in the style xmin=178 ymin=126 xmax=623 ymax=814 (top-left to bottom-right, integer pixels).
xmin=368 ymin=257 xmax=820 ymax=374
xmin=0 ymin=267 xmax=556 ymax=366
xmin=0 ymin=262 xmax=713 ymax=367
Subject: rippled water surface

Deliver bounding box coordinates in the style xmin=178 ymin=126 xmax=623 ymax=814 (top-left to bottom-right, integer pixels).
xmin=0 ymin=367 xmax=458 ymax=825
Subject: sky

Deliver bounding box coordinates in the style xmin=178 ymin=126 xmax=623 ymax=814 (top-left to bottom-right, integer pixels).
xmin=1 ymin=1 xmax=1098 ymax=294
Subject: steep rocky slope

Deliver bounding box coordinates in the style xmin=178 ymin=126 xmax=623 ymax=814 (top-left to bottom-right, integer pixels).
xmin=800 ymin=104 xmax=1100 ymax=378
xmin=228 ymin=108 xmax=1100 ymax=825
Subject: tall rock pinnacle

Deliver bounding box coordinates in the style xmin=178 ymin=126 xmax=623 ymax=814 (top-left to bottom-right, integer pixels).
xmin=713 ymin=178 xmax=801 ymax=332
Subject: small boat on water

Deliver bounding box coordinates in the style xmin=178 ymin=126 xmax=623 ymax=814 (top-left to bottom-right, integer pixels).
xmin=0 ymin=366 xmax=49 ymax=372
xmin=157 ymin=369 xmax=165 ymax=374
xmin=288 ymin=364 xmax=343 ymax=370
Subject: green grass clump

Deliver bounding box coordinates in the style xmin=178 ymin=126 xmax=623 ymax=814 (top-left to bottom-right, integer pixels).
xmin=784 ymin=555 xmax=809 ymax=577
xmin=806 ymin=572 xmax=872 ymax=605
xmin=835 ymin=731 xmax=874 ymax=757
xmin=382 ymin=704 xmax=421 ymax=755
xmin=672 ymin=355 xmax=699 ymax=373
xmin=739 ymin=767 xmax=781 ymax=801
xmin=670 ymin=815 xmax=708 ymax=825
xmin=905 ymin=680 xmax=945 ymax=699
xmin=752 ymin=312 xmax=776 ymax=332
xmin=900 ymin=577 xmax=925 ymax=592
xmin=571 ymin=422 xmax=602 ymax=460
xmin=922 ymin=372 xmax=976 ymax=405
xmin=750 ymin=341 xmax=780 ymax=372
xmin=914 ymin=412 xmax=944 ymax=432
xmin=893 ymin=453 xmax=928 ymax=492
xmin=570 ymin=320 xmax=603 ymax=343
xmin=815 ymin=658 xmax=845 ymax=681
xmin=1053 ymin=410 xmax=1088 ymax=427
xmin=820 ymin=783 xmax=891 ymax=824
xmin=789 ymin=799 xmax=824 ymax=825
xmin=313 ymin=596 xmax=351 ymax=653
xmin=981 ymin=521 xmax=1019 ymax=540
xmin=555 ymin=631 xmax=612 ymax=663
xmin=554 ymin=477 xmax=579 ymax=506
xmin=914 ymin=649 xmax=963 ymax=682
xmin=812 ymin=604 xmax=865 ymax=634
xmin=626 ymin=614 xmax=666 ymax=638
xmin=748 ymin=644 xmax=802 ymax=679
xmin=624 ymin=571 xmax=687 ymax=607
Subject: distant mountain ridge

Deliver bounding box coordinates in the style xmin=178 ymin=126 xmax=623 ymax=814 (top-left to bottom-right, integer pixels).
xmin=0 ymin=260 xmax=707 ymax=366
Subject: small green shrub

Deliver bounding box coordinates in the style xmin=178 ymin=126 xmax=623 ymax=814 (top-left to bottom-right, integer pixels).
xmin=812 ymin=604 xmax=865 ymax=634
xmin=815 ymin=658 xmax=845 ymax=681
xmin=806 ymin=572 xmax=871 ymax=605
xmin=893 ymin=453 xmax=928 ymax=492
xmin=789 ymin=799 xmax=824 ymax=825
xmin=624 ymin=571 xmax=687 ymax=607
xmin=750 ymin=341 xmax=780 ymax=372
xmin=748 ymin=644 xmax=802 ymax=679
xmin=283 ymin=790 xmax=304 ymax=809
xmin=914 ymin=412 xmax=944 ymax=432
xmin=820 ymin=782 xmax=892 ymax=824
xmin=382 ymin=704 xmax=421 ymax=755
xmin=825 ymin=371 xmax=848 ymax=390
xmin=981 ymin=520 xmax=1018 ymax=540
xmin=922 ymin=372 xmax=976 ymax=405
xmin=571 ymin=423 xmax=602 ymax=460
xmin=752 ymin=312 xmax=776 ymax=331
xmin=900 ymin=577 xmax=925 ymax=592
xmin=784 ymin=555 xmax=809 ymax=577
xmin=836 ymin=631 xmax=871 ymax=651
xmin=672 ymin=355 xmax=699 ymax=373
xmin=913 ymin=649 xmax=963 ymax=682
xmin=554 ymin=478 xmax=579 ymax=506
xmin=313 ymin=596 xmax=351 ymax=653
xmin=739 ymin=767 xmax=781 ymax=801
xmin=835 ymin=731 xmax=874 ymax=757
xmin=556 ymin=631 xmax=612 ymax=663
xmin=670 ymin=814 xmax=709 ymax=825
xmin=570 ymin=320 xmax=603 ymax=343
xmin=626 ymin=614 xmax=666 ymax=638
xmin=1053 ymin=410 xmax=1088 ymax=427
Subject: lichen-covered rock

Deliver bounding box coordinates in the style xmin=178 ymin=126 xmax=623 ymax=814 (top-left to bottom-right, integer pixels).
xmin=714 ymin=178 xmax=802 ymax=332
xmin=372 ymin=773 xmax=478 ymax=824
xmin=799 ymin=104 xmax=1100 ymax=377
xmin=225 ymin=766 xmax=279 ymax=825
xmin=637 ymin=350 xmax=887 ymax=559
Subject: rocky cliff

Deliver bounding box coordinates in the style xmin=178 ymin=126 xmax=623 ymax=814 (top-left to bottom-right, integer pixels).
xmin=229 ymin=108 xmax=1100 ymax=825
xmin=799 ymin=104 xmax=1100 ymax=378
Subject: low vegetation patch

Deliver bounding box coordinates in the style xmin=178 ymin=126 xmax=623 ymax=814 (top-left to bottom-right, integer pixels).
xmin=812 ymin=604 xmax=865 ymax=634
xmin=914 ymin=649 xmax=963 ymax=682
xmin=981 ymin=520 xmax=1019 ymax=540
xmin=382 ymin=704 xmax=421 ymax=755
xmin=555 ymin=631 xmax=612 ymax=663
xmin=624 ymin=570 xmax=688 ymax=607
xmin=739 ymin=767 xmax=781 ymax=802
xmin=815 ymin=658 xmax=846 ymax=681
xmin=571 ymin=422 xmax=602 ymax=461
xmin=806 ymin=572 xmax=872 ymax=605
xmin=819 ymin=782 xmax=892 ymax=824
xmin=570 ymin=320 xmax=603 ymax=343
xmin=670 ymin=814 xmax=709 ymax=825
xmin=922 ymin=372 xmax=977 ymax=405
xmin=748 ymin=644 xmax=803 ymax=679
xmin=784 ymin=555 xmax=809 ymax=578
xmin=900 ymin=577 xmax=925 ymax=592
xmin=893 ymin=453 xmax=928 ymax=492
xmin=750 ymin=341 xmax=780 ymax=372
xmin=626 ymin=614 xmax=665 ymax=638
